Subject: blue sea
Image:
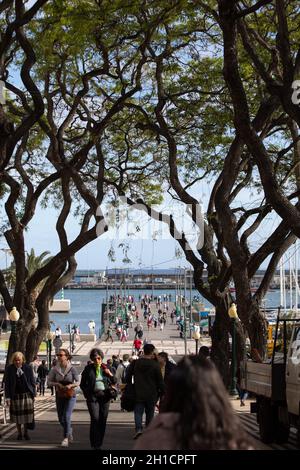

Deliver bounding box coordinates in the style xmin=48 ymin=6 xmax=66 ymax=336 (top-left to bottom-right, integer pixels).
xmin=50 ymin=288 xmax=284 ymax=334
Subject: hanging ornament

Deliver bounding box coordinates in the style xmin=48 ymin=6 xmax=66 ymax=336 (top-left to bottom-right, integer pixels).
xmin=108 ymin=245 xmax=116 ymax=263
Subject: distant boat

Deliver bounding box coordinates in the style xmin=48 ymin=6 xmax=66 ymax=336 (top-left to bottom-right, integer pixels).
xmin=49 ymin=299 xmax=70 ymax=313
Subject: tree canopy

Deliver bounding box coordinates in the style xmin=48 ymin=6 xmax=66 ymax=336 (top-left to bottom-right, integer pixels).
xmin=1 ymin=0 xmax=300 ymax=375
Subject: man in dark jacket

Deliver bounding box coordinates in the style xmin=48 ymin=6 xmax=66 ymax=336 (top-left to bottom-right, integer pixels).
xmin=126 ymin=343 xmax=164 ymax=439
xmin=157 ymin=352 xmax=176 ymax=386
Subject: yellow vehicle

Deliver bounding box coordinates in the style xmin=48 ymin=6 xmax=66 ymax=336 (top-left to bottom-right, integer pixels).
xmin=267 ymin=323 xmax=284 ymax=357
xmin=267 ymin=324 xmax=275 ymax=357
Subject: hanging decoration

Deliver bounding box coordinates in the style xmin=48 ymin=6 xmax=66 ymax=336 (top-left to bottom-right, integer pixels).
xmin=108 ymin=244 xmax=116 ymax=263
xmin=119 ymin=242 xmax=132 ymax=264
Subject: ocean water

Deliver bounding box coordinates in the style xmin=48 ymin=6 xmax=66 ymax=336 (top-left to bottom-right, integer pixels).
xmin=50 ymin=288 xmax=284 ymax=335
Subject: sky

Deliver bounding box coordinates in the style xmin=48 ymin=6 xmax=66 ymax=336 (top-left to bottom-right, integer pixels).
xmin=0 ymin=176 xmax=294 ymax=272
xmin=0 ymin=199 xmax=195 ymax=271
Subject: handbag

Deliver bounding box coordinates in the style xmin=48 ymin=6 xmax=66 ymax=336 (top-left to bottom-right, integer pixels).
xmin=104 ymin=384 xmax=118 ymax=401
xmin=120 ymin=382 xmax=136 ymax=411
xmin=56 ymin=383 xmax=75 ymax=399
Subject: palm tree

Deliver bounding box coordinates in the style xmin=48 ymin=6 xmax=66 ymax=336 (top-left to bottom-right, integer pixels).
xmin=26 ymin=249 xmax=52 ymax=303
xmin=4 ymin=249 xmax=52 ymax=297
xmin=26 ymin=249 xmax=52 ymax=278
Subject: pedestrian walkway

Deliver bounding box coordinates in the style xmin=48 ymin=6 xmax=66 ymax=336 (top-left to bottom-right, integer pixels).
xmin=1 ymin=391 xmax=288 ymax=450
xmin=58 ymin=301 xmax=210 ymax=359
xmin=97 ymin=301 xmax=211 ymax=358
xmin=0 ymin=392 xmax=135 ymax=450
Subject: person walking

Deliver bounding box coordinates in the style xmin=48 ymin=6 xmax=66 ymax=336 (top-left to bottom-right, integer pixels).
xmin=30 ymin=355 xmax=40 ymax=393
xmin=134 ymin=355 xmax=253 ymax=450
xmin=47 ymin=349 xmax=79 ymax=447
xmin=157 ymin=352 xmax=176 ymax=387
xmin=198 ymin=345 xmax=210 ymax=360
xmin=115 ymin=354 xmax=130 ymax=388
xmin=133 ymin=338 xmax=142 ymax=355
xmin=105 ymin=325 xmax=113 ymax=343
xmin=80 ymin=348 xmax=116 ymax=450
xmin=120 ymin=327 xmax=127 ymax=342
xmin=115 ymin=354 xmax=130 ymax=407
xmin=55 ymin=326 xmax=62 ymax=338
xmin=126 ymin=343 xmax=164 ymax=440
xmin=37 ymin=360 xmax=49 ymax=396
xmin=48 ymin=358 xmax=57 ymax=396
xmin=88 ymin=320 xmax=96 ymax=335
xmin=134 ymin=323 xmax=143 ymax=339
xmin=5 ymin=351 xmax=36 ymax=441
xmin=236 ymin=365 xmax=248 ymax=406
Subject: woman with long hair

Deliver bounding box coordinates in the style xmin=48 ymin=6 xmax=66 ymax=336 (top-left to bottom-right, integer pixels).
xmin=47 ymin=348 xmax=79 ymax=447
xmin=5 ymin=351 xmax=36 ymax=441
xmin=134 ymin=355 xmax=253 ymax=450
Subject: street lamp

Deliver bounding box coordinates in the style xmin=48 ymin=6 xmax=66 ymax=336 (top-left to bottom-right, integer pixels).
xmin=46 ymin=331 xmax=53 ymax=366
xmin=193 ymin=325 xmax=201 ymax=354
xmin=9 ymin=306 xmax=19 ymax=323
xmin=228 ymin=302 xmax=238 ymax=395
xmin=9 ymin=306 xmax=20 ymax=348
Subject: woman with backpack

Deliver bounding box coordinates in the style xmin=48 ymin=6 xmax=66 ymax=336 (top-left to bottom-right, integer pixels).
xmin=115 ymin=354 xmax=130 ymax=394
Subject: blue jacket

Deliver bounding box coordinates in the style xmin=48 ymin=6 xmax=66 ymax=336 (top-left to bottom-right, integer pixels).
xmin=4 ymin=363 xmax=36 ymax=399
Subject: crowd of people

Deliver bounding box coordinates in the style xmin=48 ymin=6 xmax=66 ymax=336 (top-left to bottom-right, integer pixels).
xmin=1 ymin=295 xmax=253 ymax=450
xmin=2 ymin=342 xmax=253 ymax=450
xmin=104 ymin=294 xmax=179 ymax=349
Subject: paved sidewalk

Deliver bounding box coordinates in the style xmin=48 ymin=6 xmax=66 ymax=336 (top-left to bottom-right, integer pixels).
xmin=0 ymin=391 xmax=262 ymax=450
xmin=0 ymin=392 xmax=135 ymax=450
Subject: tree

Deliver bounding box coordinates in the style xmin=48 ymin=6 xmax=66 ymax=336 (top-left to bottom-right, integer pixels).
xmin=214 ymin=0 xmax=300 ymax=358
xmin=98 ymin=1 xmax=299 ymax=382
xmin=0 ymin=0 xmax=172 ymax=362
xmin=218 ymin=1 xmax=300 ymax=236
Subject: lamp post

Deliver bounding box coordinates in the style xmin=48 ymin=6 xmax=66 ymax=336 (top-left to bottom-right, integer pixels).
xmin=228 ymin=302 xmax=238 ymax=395
xmin=46 ymin=331 xmax=53 ymax=366
xmin=9 ymin=306 xmax=20 ymax=350
xmin=193 ymin=325 xmax=201 ymax=354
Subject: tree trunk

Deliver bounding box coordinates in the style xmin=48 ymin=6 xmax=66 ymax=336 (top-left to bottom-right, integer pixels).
xmin=246 ymin=301 xmax=268 ymax=358
xmin=210 ymin=304 xmax=230 ymax=386
xmin=26 ymin=324 xmax=48 ymax=363
xmin=211 ymin=302 xmax=246 ymax=387
xmin=5 ymin=289 xmax=50 ymax=364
